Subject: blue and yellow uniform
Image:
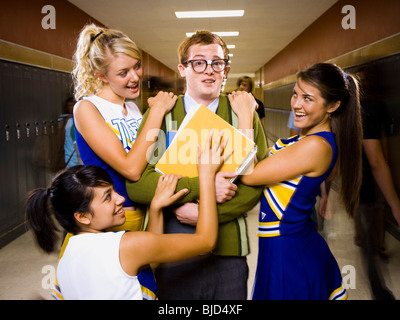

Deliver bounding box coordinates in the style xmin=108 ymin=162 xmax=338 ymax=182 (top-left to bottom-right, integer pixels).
xmin=251 ymin=131 xmax=347 ymax=300
xmin=75 ymin=95 xmax=146 ymax=232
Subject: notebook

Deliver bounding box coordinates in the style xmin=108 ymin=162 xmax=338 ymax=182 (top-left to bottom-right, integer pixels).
xmin=155 ymin=104 xmax=257 ymax=182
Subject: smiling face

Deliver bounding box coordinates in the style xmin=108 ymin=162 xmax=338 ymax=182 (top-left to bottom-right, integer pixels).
xmin=75 ymin=186 xmax=126 ymax=233
xmin=96 ymin=54 xmax=143 ymax=104
xmin=291 ymin=78 xmax=340 ymax=136
xmin=178 ymin=43 xmax=229 ymax=106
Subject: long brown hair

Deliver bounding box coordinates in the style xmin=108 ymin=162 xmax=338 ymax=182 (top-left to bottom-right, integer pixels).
xmin=297 ymin=63 xmax=362 ymax=218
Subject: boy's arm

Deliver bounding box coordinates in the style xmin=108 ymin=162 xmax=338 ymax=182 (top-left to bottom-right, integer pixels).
xmin=126 ymin=109 xmax=201 ymax=204
xmin=127 ymin=162 xmax=200 ymax=204
xmin=127 ymin=110 xmax=268 ymax=222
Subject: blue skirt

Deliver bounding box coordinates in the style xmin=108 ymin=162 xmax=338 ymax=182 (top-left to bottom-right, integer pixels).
xmin=251 ymin=226 xmax=347 ymax=300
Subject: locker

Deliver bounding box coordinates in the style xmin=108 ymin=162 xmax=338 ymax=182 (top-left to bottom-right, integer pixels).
xmin=0 ymin=60 xmax=72 ymax=248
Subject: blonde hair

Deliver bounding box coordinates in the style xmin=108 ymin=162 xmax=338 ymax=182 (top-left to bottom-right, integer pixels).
xmin=72 ymin=24 xmax=141 ymax=101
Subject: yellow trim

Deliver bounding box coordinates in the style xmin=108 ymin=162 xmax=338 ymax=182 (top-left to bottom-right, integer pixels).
xmin=259 ymin=221 xmax=279 ymax=226
xmin=52 ymin=232 xmax=74 ymax=300
xmin=264 ymin=189 xmax=282 ymax=220
xmin=52 ymin=289 xmax=64 ymax=300
xmin=140 ymin=285 xmax=157 ymax=300
xmin=329 ymin=285 xmax=348 ymax=300
xmin=264 ymin=190 xmax=282 ymax=220
xmin=257 ymin=232 xmax=280 ymax=238
xmin=258 ymin=221 xmax=280 ymax=237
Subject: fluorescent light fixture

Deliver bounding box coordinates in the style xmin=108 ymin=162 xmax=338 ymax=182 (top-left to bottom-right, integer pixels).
xmin=227 ymin=45 xmax=236 ymax=49
xmin=215 ymin=31 xmax=239 ymax=37
xmin=176 ymin=10 xmax=244 ymax=19
xmin=186 ymin=31 xmax=239 ymax=37
xmin=228 ymin=53 xmax=234 ymax=57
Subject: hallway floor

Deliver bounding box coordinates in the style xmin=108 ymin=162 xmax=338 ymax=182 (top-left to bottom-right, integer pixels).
xmin=1 ymin=189 xmax=399 ymax=300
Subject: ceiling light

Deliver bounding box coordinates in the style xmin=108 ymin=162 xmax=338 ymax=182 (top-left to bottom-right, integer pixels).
xmin=175 ymin=10 xmax=244 ymax=19
xmin=186 ymin=31 xmax=239 ymax=37
xmin=215 ymin=31 xmax=240 ymax=37
xmin=227 ymin=45 xmax=236 ymax=49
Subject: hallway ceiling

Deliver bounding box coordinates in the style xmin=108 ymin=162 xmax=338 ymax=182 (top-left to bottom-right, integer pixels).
xmin=69 ymin=0 xmax=337 ymax=90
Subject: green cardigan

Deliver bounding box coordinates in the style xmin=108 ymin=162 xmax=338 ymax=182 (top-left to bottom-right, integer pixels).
xmin=126 ymin=95 xmax=268 ymax=256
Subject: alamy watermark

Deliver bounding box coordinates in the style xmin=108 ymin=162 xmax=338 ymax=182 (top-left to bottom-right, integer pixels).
xmin=41 ymin=4 xmax=357 ymax=31
xmin=41 ymin=5 xmax=56 ymax=30
xmin=41 ymin=264 xmax=357 ymax=290
xmin=342 ymin=5 xmax=356 ymax=30
xmin=144 ymin=127 xmax=255 ymax=166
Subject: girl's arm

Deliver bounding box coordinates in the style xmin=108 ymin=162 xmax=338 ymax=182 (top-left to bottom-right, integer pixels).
xmin=241 ymin=134 xmax=333 ymax=186
xmin=143 ymin=174 xmax=188 ymax=270
xmin=119 ymin=131 xmax=229 ymax=276
xmin=228 ymin=91 xmax=256 ymax=140
xmin=73 ymin=92 xmax=176 ymax=181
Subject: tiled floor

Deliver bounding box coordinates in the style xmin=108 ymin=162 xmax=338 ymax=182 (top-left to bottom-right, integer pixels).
xmin=319 ymin=190 xmax=400 ymax=300
xmin=0 ymin=189 xmax=399 ymax=300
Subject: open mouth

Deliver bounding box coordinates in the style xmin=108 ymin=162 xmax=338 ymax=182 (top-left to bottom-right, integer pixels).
xmin=202 ymin=78 xmax=215 ymax=85
xmin=126 ymin=83 xmax=139 ymax=91
xmin=114 ymin=208 xmax=125 ymax=216
xmin=294 ymin=111 xmax=307 ymax=119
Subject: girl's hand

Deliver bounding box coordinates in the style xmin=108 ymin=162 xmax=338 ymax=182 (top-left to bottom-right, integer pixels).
xmin=228 ymin=91 xmax=256 ymax=137
xmin=228 ymin=91 xmax=257 ymax=119
xmin=150 ymin=174 xmax=188 ymax=211
xmin=147 ymin=91 xmax=177 ymax=114
xmin=197 ymin=130 xmax=233 ymax=177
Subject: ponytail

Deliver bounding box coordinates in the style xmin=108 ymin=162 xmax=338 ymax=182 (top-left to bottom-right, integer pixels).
xmin=72 ymin=24 xmax=104 ymax=101
xmin=72 ymin=24 xmax=141 ymax=101
xmin=331 ymin=74 xmax=363 ymax=218
xmin=26 ymin=188 xmax=58 ymax=253
xmin=297 ymin=63 xmax=362 ymax=218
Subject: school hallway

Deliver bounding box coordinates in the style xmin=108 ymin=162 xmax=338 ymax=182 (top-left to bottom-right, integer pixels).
xmin=0 ymin=187 xmax=399 ymax=300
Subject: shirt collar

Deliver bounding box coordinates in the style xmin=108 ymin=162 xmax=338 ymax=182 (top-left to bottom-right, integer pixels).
xmin=183 ymin=92 xmax=219 ymax=114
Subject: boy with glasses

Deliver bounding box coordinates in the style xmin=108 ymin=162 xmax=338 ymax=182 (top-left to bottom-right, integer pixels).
xmin=126 ymin=30 xmax=267 ymax=299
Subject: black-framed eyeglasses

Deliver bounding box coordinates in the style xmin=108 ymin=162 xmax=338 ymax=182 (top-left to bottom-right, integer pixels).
xmin=182 ymin=59 xmax=229 ymax=73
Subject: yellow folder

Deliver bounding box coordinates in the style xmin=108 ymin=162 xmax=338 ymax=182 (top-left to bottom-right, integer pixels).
xmin=155 ymin=105 xmax=257 ymax=180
